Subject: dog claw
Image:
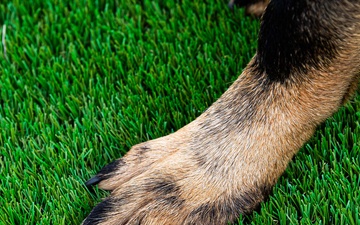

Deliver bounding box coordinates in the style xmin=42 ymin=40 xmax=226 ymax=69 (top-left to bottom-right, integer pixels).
xmin=86 ymin=176 xmax=102 ymax=187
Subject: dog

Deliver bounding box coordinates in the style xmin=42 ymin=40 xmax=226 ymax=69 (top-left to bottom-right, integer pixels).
xmin=83 ymin=0 xmax=360 ymax=224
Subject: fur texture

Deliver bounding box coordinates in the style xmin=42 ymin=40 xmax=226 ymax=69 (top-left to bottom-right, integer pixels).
xmin=83 ymin=0 xmax=360 ymax=224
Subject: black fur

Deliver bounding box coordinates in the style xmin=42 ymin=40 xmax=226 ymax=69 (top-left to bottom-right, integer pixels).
xmin=84 ymin=193 xmax=133 ymax=225
xmin=188 ymin=204 xmax=218 ymax=222
xmin=187 ymin=185 xmax=272 ymax=224
xmin=148 ymin=178 xmax=180 ymax=195
xmin=148 ymin=178 xmax=185 ymax=208
xmin=256 ymin=0 xmax=355 ymax=83
xmin=83 ymin=199 xmax=113 ymax=225
xmin=229 ymin=184 xmax=272 ymax=215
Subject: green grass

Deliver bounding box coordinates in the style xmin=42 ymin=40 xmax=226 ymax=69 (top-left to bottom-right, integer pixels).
xmin=0 ymin=0 xmax=359 ymax=224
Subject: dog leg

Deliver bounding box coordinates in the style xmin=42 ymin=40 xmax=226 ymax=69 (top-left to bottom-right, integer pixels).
xmin=84 ymin=1 xmax=360 ymax=224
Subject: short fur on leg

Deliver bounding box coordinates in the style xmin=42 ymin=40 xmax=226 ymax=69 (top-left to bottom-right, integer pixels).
xmin=83 ymin=1 xmax=360 ymax=224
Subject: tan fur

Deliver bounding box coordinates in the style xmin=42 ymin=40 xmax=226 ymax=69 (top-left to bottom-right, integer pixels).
xmin=228 ymin=0 xmax=270 ymax=17
xmin=88 ymin=42 xmax=360 ymax=224
xmin=245 ymin=0 xmax=270 ymax=16
xmin=83 ymin=1 xmax=360 ymax=225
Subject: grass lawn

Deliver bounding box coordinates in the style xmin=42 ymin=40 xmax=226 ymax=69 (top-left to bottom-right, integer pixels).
xmin=0 ymin=0 xmax=359 ymax=224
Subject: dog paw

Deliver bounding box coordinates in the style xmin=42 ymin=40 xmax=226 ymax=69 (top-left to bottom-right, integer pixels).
xmin=83 ymin=121 xmax=272 ymax=225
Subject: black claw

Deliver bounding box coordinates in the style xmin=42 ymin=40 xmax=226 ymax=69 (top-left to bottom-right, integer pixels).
xmin=86 ymin=176 xmax=102 ymax=187
xmin=85 ymin=159 xmax=125 ymax=187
